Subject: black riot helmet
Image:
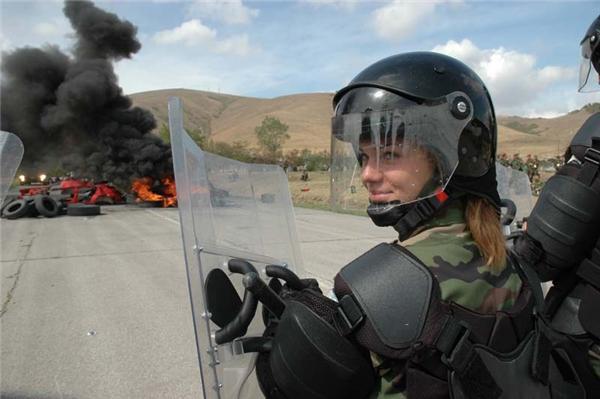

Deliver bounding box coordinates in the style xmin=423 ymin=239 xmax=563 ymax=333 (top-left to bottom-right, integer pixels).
xmin=579 ymin=14 xmax=600 ymax=92
xmin=330 ymin=52 xmax=501 ymax=237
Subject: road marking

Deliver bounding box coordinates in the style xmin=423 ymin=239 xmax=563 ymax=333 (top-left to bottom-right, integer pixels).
xmin=144 ymin=209 xmax=180 ymax=225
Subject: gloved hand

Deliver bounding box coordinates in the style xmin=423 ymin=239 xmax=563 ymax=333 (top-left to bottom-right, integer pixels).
xmin=261 ymin=265 xmax=327 ymax=327
xmin=256 ymin=265 xmax=375 ymax=399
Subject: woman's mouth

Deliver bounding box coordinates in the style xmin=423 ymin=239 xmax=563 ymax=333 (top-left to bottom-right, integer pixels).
xmin=369 ymin=191 xmax=394 ymax=202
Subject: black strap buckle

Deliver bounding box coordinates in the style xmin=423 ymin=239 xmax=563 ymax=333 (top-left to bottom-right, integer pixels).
xmin=436 ymin=317 xmax=472 ymax=372
xmin=333 ymin=294 xmax=364 ymax=336
xmin=436 ymin=317 xmax=503 ymax=398
xmin=584 ymin=146 xmax=600 ymax=166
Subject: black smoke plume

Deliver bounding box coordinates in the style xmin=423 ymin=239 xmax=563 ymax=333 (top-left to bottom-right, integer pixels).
xmin=1 ymin=0 xmax=172 ymax=189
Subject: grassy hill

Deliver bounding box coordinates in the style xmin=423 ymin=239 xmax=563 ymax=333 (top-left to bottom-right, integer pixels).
xmin=496 ymin=111 xmax=595 ymax=157
xmin=131 ymin=89 xmax=598 ymax=158
xmin=131 ymin=89 xmax=333 ymax=152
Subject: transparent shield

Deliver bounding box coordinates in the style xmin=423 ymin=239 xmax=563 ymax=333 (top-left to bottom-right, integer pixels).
xmin=331 ymin=92 xmax=472 ymax=212
xmin=0 ymin=131 xmax=24 ymax=206
xmin=169 ymin=97 xmax=303 ymax=399
xmin=578 ymin=39 xmax=600 ymax=92
xmin=495 ymin=162 xmax=534 ymax=222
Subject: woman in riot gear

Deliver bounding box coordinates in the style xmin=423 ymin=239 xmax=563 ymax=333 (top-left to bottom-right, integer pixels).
xmin=212 ymin=52 xmax=556 ymax=399
xmin=327 ymin=52 xmax=545 ymax=399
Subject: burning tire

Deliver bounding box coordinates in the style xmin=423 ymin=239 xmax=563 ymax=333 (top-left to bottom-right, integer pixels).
xmin=137 ymin=200 xmax=163 ymax=208
xmin=26 ymin=198 xmax=39 ymax=217
xmin=94 ymin=196 xmax=114 ymax=205
xmin=1 ymin=197 xmax=17 ymax=216
xmin=58 ymin=202 xmax=68 ymax=215
xmin=67 ymin=203 xmax=101 ymax=216
xmin=34 ymin=195 xmax=59 ymax=218
xmin=2 ymin=199 xmax=29 ymax=219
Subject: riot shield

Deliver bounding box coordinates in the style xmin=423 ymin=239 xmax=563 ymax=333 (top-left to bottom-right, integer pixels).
xmin=495 ymin=162 xmax=534 ymax=222
xmin=168 ymin=97 xmax=303 ymax=399
xmin=0 ymin=131 xmax=24 ymax=207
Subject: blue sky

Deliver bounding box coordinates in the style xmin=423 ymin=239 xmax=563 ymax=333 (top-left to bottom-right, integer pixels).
xmin=1 ymin=0 xmax=599 ymax=117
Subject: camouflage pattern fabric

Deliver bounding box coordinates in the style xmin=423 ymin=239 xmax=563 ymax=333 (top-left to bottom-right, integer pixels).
xmin=371 ymin=199 xmax=523 ymax=398
xmin=590 ymin=345 xmax=600 ymax=377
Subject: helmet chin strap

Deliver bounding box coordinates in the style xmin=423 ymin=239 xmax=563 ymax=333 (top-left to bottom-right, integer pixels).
xmin=367 ymin=190 xmax=453 ymax=241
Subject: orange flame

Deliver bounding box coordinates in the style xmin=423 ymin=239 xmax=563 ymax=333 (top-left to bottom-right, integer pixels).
xmin=131 ymin=177 xmax=177 ymax=207
xmin=161 ymin=177 xmax=177 ymax=207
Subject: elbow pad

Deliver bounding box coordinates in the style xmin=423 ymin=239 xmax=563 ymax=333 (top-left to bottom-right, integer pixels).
xmin=518 ymin=162 xmax=600 ymax=281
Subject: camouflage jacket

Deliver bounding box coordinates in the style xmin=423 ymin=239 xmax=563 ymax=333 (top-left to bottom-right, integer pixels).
xmin=371 ymin=200 xmax=523 ymax=399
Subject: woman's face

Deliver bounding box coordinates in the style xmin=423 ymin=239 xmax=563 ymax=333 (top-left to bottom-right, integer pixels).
xmin=358 ymin=143 xmax=436 ymax=204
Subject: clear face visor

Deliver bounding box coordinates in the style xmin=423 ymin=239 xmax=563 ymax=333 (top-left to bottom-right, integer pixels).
xmin=579 ymin=33 xmax=600 ymax=92
xmin=330 ymin=91 xmax=473 ymax=212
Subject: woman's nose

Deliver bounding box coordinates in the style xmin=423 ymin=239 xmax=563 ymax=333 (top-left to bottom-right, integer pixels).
xmin=361 ymin=159 xmax=382 ymax=183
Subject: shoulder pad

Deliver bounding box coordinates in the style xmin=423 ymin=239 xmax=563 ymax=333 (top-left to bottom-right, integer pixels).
xmin=334 ymin=243 xmax=436 ymax=349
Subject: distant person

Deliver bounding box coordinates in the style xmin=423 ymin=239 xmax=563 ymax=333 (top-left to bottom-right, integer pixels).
xmin=510 ymin=153 xmax=524 ymax=171
xmin=498 ymin=152 xmax=510 ymax=167
xmin=300 ymin=170 xmax=309 ymax=181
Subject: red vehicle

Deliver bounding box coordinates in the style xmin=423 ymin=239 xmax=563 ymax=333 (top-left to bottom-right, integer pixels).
xmin=19 ymin=178 xmax=124 ymax=205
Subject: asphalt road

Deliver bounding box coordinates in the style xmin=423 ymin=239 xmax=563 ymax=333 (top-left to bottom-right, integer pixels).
xmin=0 ymin=205 xmax=394 ymax=399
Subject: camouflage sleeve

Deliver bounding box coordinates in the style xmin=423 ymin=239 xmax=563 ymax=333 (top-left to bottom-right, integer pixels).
xmin=590 ymin=344 xmax=600 ymax=378
xmin=405 ymin=226 xmax=522 ymax=312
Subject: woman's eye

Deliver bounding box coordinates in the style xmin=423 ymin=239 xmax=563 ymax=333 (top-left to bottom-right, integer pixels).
xmin=357 ymin=153 xmax=368 ymax=166
xmin=382 ymin=151 xmax=398 ymax=161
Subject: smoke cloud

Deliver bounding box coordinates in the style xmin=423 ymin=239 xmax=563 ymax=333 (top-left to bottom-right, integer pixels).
xmin=1 ymin=0 xmax=172 ymax=189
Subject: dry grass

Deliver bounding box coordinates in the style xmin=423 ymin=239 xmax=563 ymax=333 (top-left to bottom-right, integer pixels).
xmin=287 ymin=171 xmax=370 ymax=215
xmin=288 ymin=171 xmax=331 ymax=208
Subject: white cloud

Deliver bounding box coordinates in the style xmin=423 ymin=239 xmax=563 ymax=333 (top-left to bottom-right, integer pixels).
xmin=0 ymin=35 xmax=12 ymax=52
xmin=519 ymin=89 xmax=600 ymax=118
xmin=372 ymin=1 xmax=437 ymax=41
xmin=302 ymin=0 xmax=357 ymax=11
xmin=153 ymin=20 xmax=257 ymax=56
xmin=34 ymin=22 xmax=61 ymax=36
xmin=215 ymin=34 xmax=253 ymax=56
xmin=432 ymin=39 xmax=577 ymax=115
xmin=188 ymin=0 xmax=259 ymax=25
xmin=153 ymin=19 xmax=217 ymax=46
xmin=33 ymin=18 xmax=71 ymax=38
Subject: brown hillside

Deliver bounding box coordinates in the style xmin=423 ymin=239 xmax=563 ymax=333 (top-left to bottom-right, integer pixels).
xmin=131 ymin=89 xmax=597 ymax=157
xmin=211 ymin=93 xmax=333 ymax=152
xmin=497 ymin=111 xmax=595 ymax=157
xmin=130 ymin=88 xmax=242 ymax=137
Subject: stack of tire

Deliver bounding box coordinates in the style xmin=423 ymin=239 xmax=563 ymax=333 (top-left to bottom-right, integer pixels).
xmin=1 ymin=195 xmax=100 ymax=219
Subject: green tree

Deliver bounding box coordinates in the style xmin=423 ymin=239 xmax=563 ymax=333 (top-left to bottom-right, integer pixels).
xmin=159 ymin=123 xmax=170 ymax=143
xmin=285 ymin=148 xmax=302 ymax=169
xmin=207 ymin=140 xmax=255 ymax=163
xmin=189 ymin=128 xmax=207 ymax=149
xmin=255 ymin=116 xmax=290 ymax=162
xmin=158 ymin=124 xmax=207 ymax=149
